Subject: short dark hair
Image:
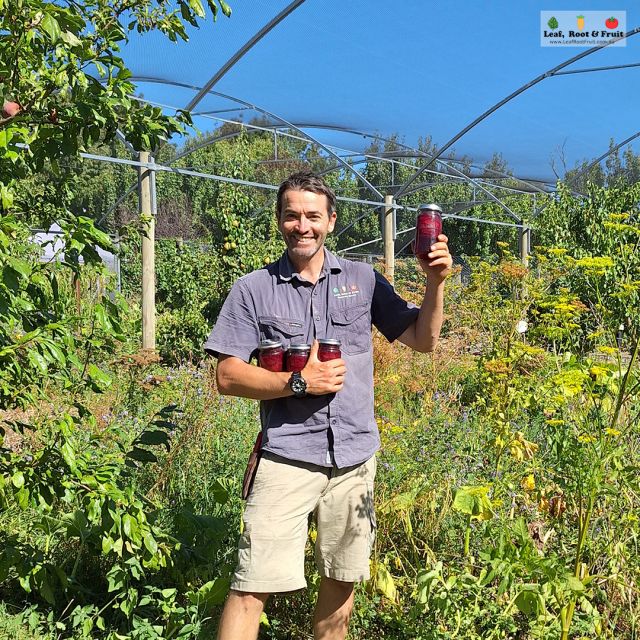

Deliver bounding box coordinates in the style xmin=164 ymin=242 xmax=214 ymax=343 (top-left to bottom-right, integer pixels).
xmin=276 ymin=171 xmax=336 ymax=219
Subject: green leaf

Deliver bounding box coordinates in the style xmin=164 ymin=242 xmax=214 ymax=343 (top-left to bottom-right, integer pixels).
xmin=218 ymin=0 xmax=232 ymax=17
xmin=189 ymin=0 xmax=206 ymax=18
xmin=372 ymin=562 xmax=397 ymax=602
xmin=39 ymin=577 xmax=56 ymax=605
xmin=7 ymin=257 xmax=31 ymax=278
xmin=187 ymin=577 xmax=230 ymax=608
xmin=566 ymin=575 xmax=585 ymax=593
xmin=452 ymin=485 xmax=494 ymax=520
xmin=102 ymin=536 xmax=114 ymax=555
xmin=60 ymin=30 xmax=82 ymax=46
xmin=12 ymin=470 xmax=25 ymax=488
xmin=27 ymin=350 xmax=49 ymax=375
xmin=87 ymin=364 xmax=112 ymax=390
xmin=514 ymin=587 xmax=543 ymax=617
xmin=143 ymin=533 xmax=158 ymax=555
xmin=41 ymin=13 xmax=62 ymax=42
xmin=60 ymin=441 xmax=76 ymax=470
xmin=16 ymin=487 xmax=30 ymax=509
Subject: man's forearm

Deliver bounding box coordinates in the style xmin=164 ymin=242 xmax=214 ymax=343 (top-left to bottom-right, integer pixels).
xmin=398 ymin=278 xmax=445 ymax=353
xmin=216 ymin=356 xmax=294 ymax=400
xmin=415 ymin=278 xmax=445 ymax=352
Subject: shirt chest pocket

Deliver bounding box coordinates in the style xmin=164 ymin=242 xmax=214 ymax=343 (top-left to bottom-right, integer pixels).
xmin=330 ymin=302 xmax=371 ymax=355
xmin=258 ymin=315 xmax=304 ymax=347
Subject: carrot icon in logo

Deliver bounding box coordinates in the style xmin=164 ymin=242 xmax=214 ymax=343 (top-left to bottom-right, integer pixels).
xmin=576 ymin=15 xmax=584 ymax=29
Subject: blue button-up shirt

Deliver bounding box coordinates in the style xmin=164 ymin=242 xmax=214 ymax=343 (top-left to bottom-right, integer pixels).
xmin=204 ymin=249 xmax=419 ymax=468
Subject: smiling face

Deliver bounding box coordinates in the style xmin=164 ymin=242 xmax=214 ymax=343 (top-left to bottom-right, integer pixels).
xmin=278 ymin=189 xmax=337 ymax=263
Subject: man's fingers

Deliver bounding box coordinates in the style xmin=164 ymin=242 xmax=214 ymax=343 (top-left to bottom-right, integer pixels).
xmin=308 ymin=339 xmax=320 ymax=361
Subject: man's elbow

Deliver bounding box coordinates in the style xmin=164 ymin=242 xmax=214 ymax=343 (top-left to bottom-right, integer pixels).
xmin=215 ymin=363 xmax=235 ymax=395
xmin=416 ymin=336 xmax=439 ymax=353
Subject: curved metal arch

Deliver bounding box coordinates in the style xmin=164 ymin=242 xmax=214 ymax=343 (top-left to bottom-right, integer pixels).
xmin=395 ymin=26 xmax=640 ymax=200
xmin=287 ymin=127 xmax=528 ymax=229
xmin=553 ymin=61 xmax=640 ymax=76
xmin=184 ymin=0 xmax=307 ymax=113
xmin=283 ymin=123 xmax=555 ymax=195
xmin=318 ymin=154 xmax=550 ymax=196
xmin=126 ymin=87 xmax=553 ymax=197
xmin=566 ymin=129 xmax=640 ymax=187
xmin=130 ymin=83 xmax=384 ymax=201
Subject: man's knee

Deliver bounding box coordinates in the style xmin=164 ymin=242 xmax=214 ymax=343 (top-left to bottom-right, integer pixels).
xmin=322 ymin=577 xmax=354 ymax=595
xmin=227 ymin=589 xmax=270 ymax=609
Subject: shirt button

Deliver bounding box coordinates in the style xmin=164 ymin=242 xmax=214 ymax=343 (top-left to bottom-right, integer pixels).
xmin=331 ymin=419 xmax=337 ymax=425
xmin=315 ymin=315 xmax=320 ymax=321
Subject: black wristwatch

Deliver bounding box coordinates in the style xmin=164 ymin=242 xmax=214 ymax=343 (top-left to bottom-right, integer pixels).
xmin=288 ymin=371 xmax=307 ymax=398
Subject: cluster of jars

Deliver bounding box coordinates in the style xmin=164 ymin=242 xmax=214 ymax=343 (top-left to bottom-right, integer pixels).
xmin=258 ymin=339 xmax=341 ymax=372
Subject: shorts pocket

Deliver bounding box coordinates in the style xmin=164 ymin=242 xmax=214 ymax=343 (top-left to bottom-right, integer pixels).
xmin=236 ymin=533 xmax=306 ymax=590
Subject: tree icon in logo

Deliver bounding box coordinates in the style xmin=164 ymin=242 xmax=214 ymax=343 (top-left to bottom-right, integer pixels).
xmin=547 ymin=16 xmax=559 ymax=29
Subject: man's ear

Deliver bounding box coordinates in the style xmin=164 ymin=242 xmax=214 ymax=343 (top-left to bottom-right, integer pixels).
xmin=328 ymin=211 xmax=337 ymax=233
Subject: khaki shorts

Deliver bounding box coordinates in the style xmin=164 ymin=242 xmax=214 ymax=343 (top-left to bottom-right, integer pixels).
xmin=231 ymin=452 xmax=377 ymax=593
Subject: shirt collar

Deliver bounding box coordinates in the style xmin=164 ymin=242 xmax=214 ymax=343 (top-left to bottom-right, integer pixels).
xmin=278 ymin=248 xmax=342 ymax=282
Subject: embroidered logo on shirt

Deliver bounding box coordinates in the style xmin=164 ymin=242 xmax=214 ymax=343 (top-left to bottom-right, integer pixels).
xmin=332 ymin=283 xmax=360 ymax=299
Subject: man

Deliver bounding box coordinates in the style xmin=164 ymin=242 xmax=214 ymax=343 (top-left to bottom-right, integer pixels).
xmin=204 ymin=171 xmax=452 ymax=640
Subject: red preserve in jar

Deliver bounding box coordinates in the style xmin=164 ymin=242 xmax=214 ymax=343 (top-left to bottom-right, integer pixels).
xmin=286 ymin=344 xmax=310 ymax=372
xmin=414 ymin=203 xmax=443 ymax=261
xmin=258 ymin=340 xmax=284 ymax=372
xmin=318 ymin=338 xmax=341 ymax=361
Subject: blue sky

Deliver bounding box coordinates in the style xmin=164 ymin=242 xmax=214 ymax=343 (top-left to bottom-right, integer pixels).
xmin=120 ymin=1 xmax=639 ymax=183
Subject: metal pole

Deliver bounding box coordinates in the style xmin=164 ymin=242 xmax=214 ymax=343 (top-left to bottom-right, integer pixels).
xmin=139 ymin=151 xmax=156 ymax=351
xmin=384 ymin=194 xmax=395 ymax=283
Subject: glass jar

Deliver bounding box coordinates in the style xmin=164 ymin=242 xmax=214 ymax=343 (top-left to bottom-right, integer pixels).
xmin=286 ymin=343 xmax=311 ymax=372
xmin=318 ymin=338 xmax=341 ymax=361
xmin=258 ymin=339 xmax=284 ymax=372
xmin=414 ymin=203 xmax=443 ymax=261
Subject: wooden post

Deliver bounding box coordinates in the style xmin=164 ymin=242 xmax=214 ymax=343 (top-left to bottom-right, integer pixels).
xmin=384 ymin=194 xmax=395 ymax=283
xmin=519 ymin=226 xmax=530 ymax=266
xmin=139 ymin=151 xmax=155 ymax=351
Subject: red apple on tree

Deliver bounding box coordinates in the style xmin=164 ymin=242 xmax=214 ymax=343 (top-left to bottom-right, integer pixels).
xmin=605 ymin=16 xmax=619 ymax=29
xmin=1 ymin=100 xmax=21 ymax=118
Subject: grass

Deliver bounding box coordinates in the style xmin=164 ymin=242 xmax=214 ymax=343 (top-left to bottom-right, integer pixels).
xmin=0 ymin=604 xmax=44 ymax=640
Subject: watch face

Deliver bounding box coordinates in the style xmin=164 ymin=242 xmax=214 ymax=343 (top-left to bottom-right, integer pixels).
xmin=290 ymin=373 xmax=307 ymax=396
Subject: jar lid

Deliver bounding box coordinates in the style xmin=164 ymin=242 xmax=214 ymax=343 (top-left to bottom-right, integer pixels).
xmin=418 ymin=203 xmax=442 ymax=213
xmin=287 ymin=343 xmax=311 ymax=352
xmin=318 ymin=338 xmax=341 ymax=346
xmin=259 ymin=339 xmax=282 ymax=350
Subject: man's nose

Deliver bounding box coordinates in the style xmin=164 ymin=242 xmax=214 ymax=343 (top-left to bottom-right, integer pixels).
xmin=296 ymin=215 xmax=310 ymax=233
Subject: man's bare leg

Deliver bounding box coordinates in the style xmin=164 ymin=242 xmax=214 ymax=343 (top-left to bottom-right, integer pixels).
xmin=313 ymin=577 xmax=355 ymax=640
xmin=217 ymin=590 xmax=269 ymax=640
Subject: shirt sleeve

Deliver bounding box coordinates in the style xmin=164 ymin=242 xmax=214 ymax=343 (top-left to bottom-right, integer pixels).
xmin=371 ymin=270 xmax=419 ymax=343
xmin=203 ymin=279 xmax=260 ymax=361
